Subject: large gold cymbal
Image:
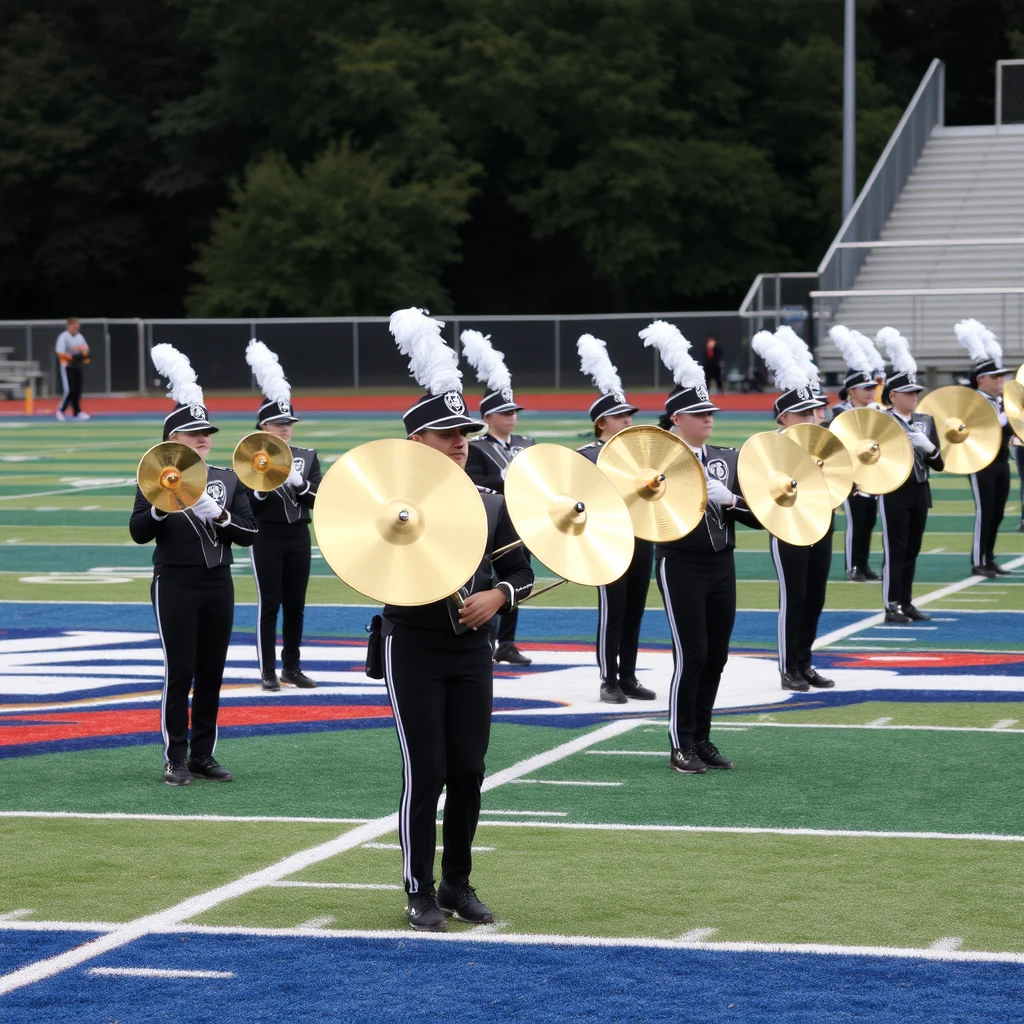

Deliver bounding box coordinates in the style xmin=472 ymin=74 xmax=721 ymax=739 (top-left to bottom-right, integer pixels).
xmin=504 ymin=444 xmax=634 ymax=586
xmin=596 ymin=426 xmax=707 ymax=542
xmin=1004 ymin=380 xmax=1024 ymax=444
xmin=782 ymin=423 xmax=854 ymax=509
xmin=918 ymin=386 xmax=1001 ymax=475
xmin=828 ymin=407 xmax=914 ymax=494
xmin=137 ymin=441 xmax=206 ymax=513
xmin=313 ymin=439 xmax=488 ymax=606
xmin=737 ymin=433 xmax=832 ymax=545
xmin=233 ymin=431 xmax=293 ymax=491
xmin=1016 ymin=363 xmax=1024 ymax=385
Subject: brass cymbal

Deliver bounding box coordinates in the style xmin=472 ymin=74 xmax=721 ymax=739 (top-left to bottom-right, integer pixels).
xmin=504 ymin=444 xmax=634 ymax=586
xmin=1004 ymin=380 xmax=1024 ymax=444
xmin=313 ymin=439 xmax=487 ymax=606
xmin=1016 ymin=363 xmax=1024 ymax=385
xmin=918 ymin=386 xmax=1001 ymax=475
xmin=828 ymin=407 xmax=914 ymax=495
xmin=596 ymin=426 xmax=707 ymax=542
xmin=137 ymin=441 xmax=206 ymax=513
xmin=737 ymin=433 xmax=832 ymax=545
xmin=782 ymin=423 xmax=854 ymax=509
xmin=233 ymin=431 xmax=293 ymax=491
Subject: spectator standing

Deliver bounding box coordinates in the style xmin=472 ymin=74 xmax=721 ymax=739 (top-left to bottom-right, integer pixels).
xmin=703 ymin=335 xmax=724 ymax=393
xmin=55 ymin=318 xmax=91 ymax=420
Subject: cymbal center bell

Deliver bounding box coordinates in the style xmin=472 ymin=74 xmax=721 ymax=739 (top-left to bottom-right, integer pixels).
xmin=636 ymin=470 xmax=666 ymax=502
xmin=377 ymin=500 xmax=424 ymax=545
xmin=550 ymin=495 xmax=588 ymax=535
xmin=768 ymin=472 xmax=799 ymax=507
xmin=856 ymin=440 xmax=881 ymax=465
xmin=159 ymin=467 xmax=181 ymax=490
xmin=944 ymin=419 xmax=969 ymax=444
xmin=252 ymin=451 xmax=272 ymax=473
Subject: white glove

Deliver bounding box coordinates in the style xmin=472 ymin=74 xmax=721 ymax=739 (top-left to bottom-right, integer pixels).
xmin=909 ymin=431 xmax=936 ymax=455
xmin=287 ymin=467 xmax=304 ymax=488
xmin=191 ymin=492 xmax=222 ymax=522
xmin=705 ymin=477 xmax=736 ymax=507
xmin=999 ymin=412 xmax=1008 ymax=427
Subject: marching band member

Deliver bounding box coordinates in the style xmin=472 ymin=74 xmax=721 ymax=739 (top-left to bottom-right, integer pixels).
xmin=575 ymin=334 xmax=655 ymax=704
xmin=954 ymin=320 xmax=1014 ymax=578
xmin=644 ymin=321 xmax=761 ymax=772
xmin=129 ymin=344 xmax=257 ymax=786
xmin=877 ymin=328 xmax=944 ymax=624
xmin=753 ymin=330 xmax=835 ymax=693
xmin=384 ymin=309 xmax=533 ymax=932
xmin=244 ymin=340 xmax=322 ymax=690
xmin=828 ymin=326 xmax=887 ymax=582
xmin=461 ymin=329 xmax=535 ymax=666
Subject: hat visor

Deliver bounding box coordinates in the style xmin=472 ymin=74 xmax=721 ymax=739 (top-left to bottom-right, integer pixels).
xmin=598 ymin=402 xmax=639 ymax=417
xmin=258 ymin=413 xmax=301 ymax=426
xmin=849 ymin=383 xmax=877 ymax=391
xmin=484 ymin=402 xmax=525 ymax=415
xmin=975 ymin=369 xmax=1006 ymax=378
xmin=890 ymin=383 xmax=925 ymax=393
xmin=671 ymin=400 xmax=720 ymax=415
xmin=778 ymin=398 xmax=827 ymax=414
xmin=171 ymin=422 xmax=219 ymax=434
xmin=408 ymin=414 xmax=485 ymax=436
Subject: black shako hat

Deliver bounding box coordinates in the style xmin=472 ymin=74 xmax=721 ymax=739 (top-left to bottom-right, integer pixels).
xmin=256 ymin=397 xmax=301 ymax=428
xmin=843 ymin=369 xmax=877 ymax=390
xmin=665 ymin=384 xmax=719 ymax=416
xmin=479 ymin=388 xmax=525 ymax=417
xmin=885 ymin=370 xmax=925 ymax=394
xmin=969 ymin=357 xmax=1006 ymax=383
xmin=403 ymin=390 xmax=484 ymax=436
xmin=773 ymin=385 xmax=827 ymax=419
xmin=163 ymin=402 xmax=218 ymax=440
xmin=589 ymin=391 xmax=638 ymax=423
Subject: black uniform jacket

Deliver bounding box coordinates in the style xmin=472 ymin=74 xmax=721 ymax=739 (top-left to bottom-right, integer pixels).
xmin=249 ymin=445 xmax=321 ymax=525
xmin=885 ymin=411 xmax=944 ymax=507
xmin=384 ymin=487 xmax=534 ymax=633
xmin=978 ymin=392 xmax=1013 ymax=465
xmin=130 ymin=466 xmax=258 ymax=568
xmin=466 ymin=434 xmax=535 ymax=494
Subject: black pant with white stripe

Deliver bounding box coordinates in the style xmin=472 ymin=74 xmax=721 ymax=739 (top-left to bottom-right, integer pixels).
xmin=250 ymin=524 xmax=311 ymax=675
xmin=596 ymin=539 xmax=653 ymax=685
xmin=1017 ymin=447 xmax=1024 ymax=522
xmin=842 ymin=491 xmax=877 ymax=575
xmin=969 ymin=459 xmax=1011 ymax=568
xmin=383 ymin=624 xmax=493 ymax=894
xmin=770 ymin=531 xmax=832 ymax=676
xmin=879 ymin=492 xmax=928 ymax=610
xmin=151 ymin=565 xmax=234 ymax=763
xmin=59 ymin=364 xmax=83 ymax=415
xmin=656 ymin=551 xmax=735 ymax=750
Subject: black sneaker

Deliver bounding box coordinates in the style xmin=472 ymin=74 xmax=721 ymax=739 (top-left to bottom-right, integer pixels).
xmin=670 ymin=746 xmax=707 ymax=774
xmin=781 ymin=672 xmax=809 ymax=691
xmin=493 ymin=643 xmax=532 ymax=666
xmin=884 ymin=606 xmax=912 ymax=624
xmin=801 ymin=667 xmax=835 ymax=689
xmin=695 ymin=740 xmax=734 ymax=769
xmin=187 ymin=755 xmax=233 ymax=781
xmin=619 ymin=678 xmax=656 ymax=700
xmin=846 ymin=568 xmax=867 ymax=582
xmin=261 ymin=673 xmax=281 ymax=692
xmin=406 ymin=889 xmax=447 ymax=932
xmin=599 ymin=682 xmax=628 ymax=704
xmin=163 ymin=760 xmax=191 ymax=786
xmin=903 ymin=604 xmax=931 ymax=622
xmin=988 ymin=563 xmax=1012 ymax=577
xmin=281 ymin=668 xmax=317 ymax=688
xmin=862 ymin=567 xmax=881 ymax=581
xmin=971 ymin=565 xmax=997 ymax=579
xmin=437 ymin=880 xmax=494 ymax=924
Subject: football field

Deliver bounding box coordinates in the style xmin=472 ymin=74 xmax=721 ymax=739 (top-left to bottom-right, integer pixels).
xmin=1 ymin=410 xmax=1023 ymax=1022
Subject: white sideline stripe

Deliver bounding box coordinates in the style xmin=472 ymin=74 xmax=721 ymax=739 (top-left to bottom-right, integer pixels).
xmin=679 ymin=928 xmax=718 ymax=942
xmin=813 ymin=554 xmax=1024 ymax=649
xmin=297 ymin=916 xmax=336 ymax=929
xmin=929 ymin=937 xmax=965 ymax=952
xmin=270 ymin=881 xmax=403 ymax=891
xmin=361 ymin=843 xmax=496 ymax=853
xmin=586 ymin=750 xmax=664 ymax=756
xmin=0 ymin=911 xmax=32 ymax=922
xmin=0 ymin=811 xmax=371 ymax=825
xmin=711 ymin=722 xmax=1024 ymax=735
xmin=866 ymin=717 xmax=893 ymax=727
xmin=480 ymin=810 xmax=567 ymax=817
xmin=509 ymin=780 xmax=623 ymax=788
xmin=0 ymin=718 xmax=646 ymax=998
xmin=991 ymin=719 xmax=1019 ymax=730
xmin=89 ymin=967 xmax=234 ymax=980
xmin=0 ymin=482 xmax=135 ymax=503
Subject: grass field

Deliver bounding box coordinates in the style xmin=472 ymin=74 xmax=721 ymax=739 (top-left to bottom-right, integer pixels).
xmin=1 ymin=409 xmax=1023 ymax=1022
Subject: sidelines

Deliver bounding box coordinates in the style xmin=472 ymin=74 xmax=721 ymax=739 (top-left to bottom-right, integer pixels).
xmin=0 ymin=716 xmax=648 ymax=997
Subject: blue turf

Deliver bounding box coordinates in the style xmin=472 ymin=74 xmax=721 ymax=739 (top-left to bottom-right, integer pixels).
xmin=0 ymin=930 xmax=104 ymax=976
xmin=1 ymin=933 xmax=1021 ymax=1024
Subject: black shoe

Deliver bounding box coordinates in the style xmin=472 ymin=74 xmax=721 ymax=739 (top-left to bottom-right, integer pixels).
xmin=493 ymin=643 xmax=532 ymax=665
xmin=884 ymin=606 xmax=912 ymax=624
xmin=437 ymin=880 xmax=494 ymax=924
xmin=971 ymin=565 xmax=998 ymax=579
xmin=903 ymin=604 xmax=931 ymax=622
xmin=406 ymin=889 xmax=447 ymax=932
xmin=163 ymin=760 xmax=191 ymax=786
xmin=862 ymin=567 xmax=881 ymax=581
xmin=781 ymin=672 xmax=809 ymax=691
xmin=670 ymin=746 xmax=707 ymax=774
xmin=988 ymin=563 xmax=1012 ymax=577
xmin=694 ymin=739 xmax=734 ymax=769
xmin=261 ymin=673 xmax=281 ymax=692
xmin=600 ymin=682 xmax=628 ymax=704
xmin=281 ymin=668 xmax=317 ymax=688
xmin=846 ymin=569 xmax=867 ymax=582
xmin=187 ymin=755 xmax=233 ymax=781
xmin=801 ymin=667 xmax=835 ymax=689
xmin=619 ymin=678 xmax=656 ymax=700
xmin=1019 ymin=520 xmax=1024 ymax=533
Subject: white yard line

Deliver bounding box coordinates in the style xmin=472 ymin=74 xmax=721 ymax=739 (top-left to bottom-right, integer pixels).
xmin=0 ymin=717 xmax=647 ymax=997
xmin=593 ymin=722 xmax=1024 ymax=737
xmin=991 ymin=719 xmax=1019 ymax=730
xmin=509 ymin=780 xmax=623 ymax=787
xmin=88 ymin=967 xmax=234 ymax=980
xmin=0 ymin=811 xmax=371 ymax=825
xmin=0 ymin=482 xmax=135 ymax=503
xmin=270 ymin=881 xmax=403 ymax=891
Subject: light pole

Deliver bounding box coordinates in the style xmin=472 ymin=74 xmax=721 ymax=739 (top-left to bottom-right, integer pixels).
xmin=842 ymin=0 xmax=856 ymax=219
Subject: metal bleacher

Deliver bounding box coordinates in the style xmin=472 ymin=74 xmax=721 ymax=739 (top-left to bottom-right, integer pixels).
xmin=0 ymin=348 xmax=44 ymax=399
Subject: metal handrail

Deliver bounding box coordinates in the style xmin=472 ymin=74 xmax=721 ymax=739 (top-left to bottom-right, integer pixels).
xmin=834 ymin=237 xmax=1024 ymax=250
xmin=812 ymin=286 xmax=1024 ymax=298
xmin=737 ymin=272 xmax=818 ymax=316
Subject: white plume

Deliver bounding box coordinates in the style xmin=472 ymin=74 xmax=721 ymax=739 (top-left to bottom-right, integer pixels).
xmin=776 ymin=325 xmax=820 ymax=385
xmin=151 ymin=343 xmax=204 ymax=407
xmin=878 ymin=326 xmax=917 ymax=375
xmin=852 ymin=329 xmax=887 ymax=375
xmin=829 ymin=325 xmax=872 ymax=374
xmin=639 ymin=320 xmax=707 ymax=390
xmin=577 ymin=334 xmax=624 ymax=395
xmin=954 ymin=318 xmax=1002 ymax=367
xmin=389 ymin=307 xmax=462 ymax=396
xmin=752 ymin=330 xmax=812 ymax=392
xmin=983 ymin=325 xmax=1003 ymax=367
xmin=460 ymin=329 xmax=512 ymax=392
xmin=245 ymin=339 xmax=291 ymax=405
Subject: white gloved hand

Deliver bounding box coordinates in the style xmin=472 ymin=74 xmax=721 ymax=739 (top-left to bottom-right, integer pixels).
xmin=999 ymin=412 xmax=1008 ymax=427
xmin=287 ymin=467 xmax=304 ymax=488
xmin=705 ymin=477 xmax=736 ymax=507
xmin=191 ymin=492 xmax=222 ymax=522
xmin=909 ymin=431 xmax=936 ymax=455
